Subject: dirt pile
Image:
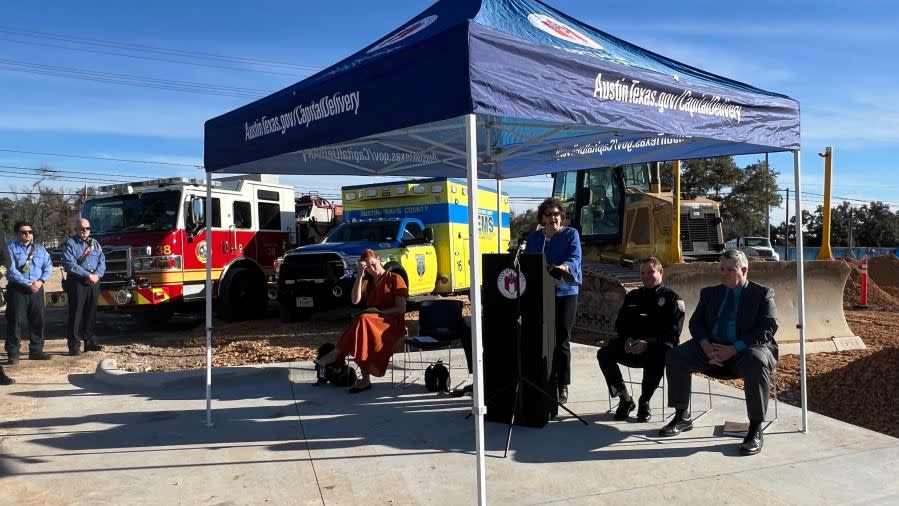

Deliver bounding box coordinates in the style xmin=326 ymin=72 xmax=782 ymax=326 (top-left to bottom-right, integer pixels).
xmin=868 ymin=253 xmax=899 ymax=288
xmin=841 ymin=258 xmax=899 ymax=308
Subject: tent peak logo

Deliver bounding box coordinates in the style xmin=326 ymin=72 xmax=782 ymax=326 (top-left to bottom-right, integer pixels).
xmin=527 ymin=13 xmax=602 ymax=50
xmin=368 ymin=15 xmax=437 ymax=53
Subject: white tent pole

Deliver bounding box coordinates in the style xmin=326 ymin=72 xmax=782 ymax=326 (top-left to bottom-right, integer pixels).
xmin=466 ymin=113 xmax=487 ymax=505
xmin=205 ymin=173 xmax=214 ymax=428
xmin=793 ymin=150 xmax=808 ymax=433
xmin=496 ymin=178 xmax=502 ymax=253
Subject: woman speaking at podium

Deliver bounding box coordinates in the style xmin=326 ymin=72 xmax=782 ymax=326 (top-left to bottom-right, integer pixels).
xmin=523 ymin=197 xmax=582 ymax=404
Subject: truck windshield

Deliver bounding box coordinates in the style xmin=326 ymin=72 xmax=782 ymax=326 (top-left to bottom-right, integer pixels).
xmin=82 ymin=190 xmax=181 ymax=234
xmin=744 ymin=238 xmax=771 ymax=248
xmin=323 ymin=222 xmax=399 ymax=243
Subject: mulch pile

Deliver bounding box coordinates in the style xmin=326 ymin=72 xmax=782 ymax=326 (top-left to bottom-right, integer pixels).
xmin=742 ymin=256 xmax=899 ymax=437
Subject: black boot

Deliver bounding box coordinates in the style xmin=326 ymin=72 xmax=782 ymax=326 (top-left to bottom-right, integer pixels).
xmin=84 ymin=341 xmax=104 ymax=352
xmin=0 ymin=366 xmax=14 ymax=385
xmin=658 ymin=410 xmax=693 ymax=436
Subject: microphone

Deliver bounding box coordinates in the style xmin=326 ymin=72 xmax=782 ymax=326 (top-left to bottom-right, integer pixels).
xmin=512 ymin=234 xmax=528 ymax=269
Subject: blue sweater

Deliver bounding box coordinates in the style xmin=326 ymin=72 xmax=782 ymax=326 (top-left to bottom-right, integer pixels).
xmin=524 ymin=227 xmax=582 ymax=297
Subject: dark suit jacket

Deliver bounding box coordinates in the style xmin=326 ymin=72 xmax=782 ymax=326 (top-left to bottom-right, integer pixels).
xmin=688 ymin=280 xmax=779 ymax=358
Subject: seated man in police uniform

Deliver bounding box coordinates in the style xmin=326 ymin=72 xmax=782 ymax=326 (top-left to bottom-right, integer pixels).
xmin=598 ymin=257 xmax=684 ymax=421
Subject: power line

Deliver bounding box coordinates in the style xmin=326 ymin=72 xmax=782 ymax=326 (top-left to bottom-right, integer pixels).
xmin=0 ymin=164 xmax=148 ymax=180
xmin=0 ymin=26 xmax=322 ymax=72
xmin=0 ymin=36 xmax=308 ymax=78
xmin=0 ymin=59 xmax=270 ymax=98
xmin=0 ymin=149 xmax=202 ymax=167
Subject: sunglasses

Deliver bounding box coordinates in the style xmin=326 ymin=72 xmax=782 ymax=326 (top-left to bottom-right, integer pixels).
xmin=18 ymin=230 xmax=34 ymax=235
xmin=78 ymin=227 xmax=91 ymax=231
xmin=543 ymin=211 xmax=561 ymax=217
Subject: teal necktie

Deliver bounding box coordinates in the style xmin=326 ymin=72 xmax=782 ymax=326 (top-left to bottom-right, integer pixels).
xmin=715 ymin=289 xmax=734 ymax=341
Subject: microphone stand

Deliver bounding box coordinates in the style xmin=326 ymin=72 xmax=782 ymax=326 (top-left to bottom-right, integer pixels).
xmin=467 ymin=239 xmax=588 ymax=458
xmin=503 ymin=239 xmax=587 ymax=457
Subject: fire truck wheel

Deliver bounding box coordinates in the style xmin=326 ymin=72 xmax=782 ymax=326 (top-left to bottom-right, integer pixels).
xmin=218 ymin=266 xmax=266 ymax=321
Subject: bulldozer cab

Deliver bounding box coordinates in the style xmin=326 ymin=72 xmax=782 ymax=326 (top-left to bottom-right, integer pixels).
xmin=552 ymin=166 xmax=626 ymax=242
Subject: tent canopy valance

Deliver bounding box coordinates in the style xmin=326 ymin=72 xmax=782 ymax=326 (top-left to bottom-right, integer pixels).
xmin=204 ymin=0 xmax=799 ymax=177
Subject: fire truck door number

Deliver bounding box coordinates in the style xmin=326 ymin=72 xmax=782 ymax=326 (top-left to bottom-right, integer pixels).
xmin=154 ymin=245 xmax=172 ymax=255
xmin=296 ymin=297 xmax=313 ymax=308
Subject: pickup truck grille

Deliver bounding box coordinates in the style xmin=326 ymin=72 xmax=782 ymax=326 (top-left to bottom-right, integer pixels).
xmin=283 ymin=253 xmax=345 ymax=281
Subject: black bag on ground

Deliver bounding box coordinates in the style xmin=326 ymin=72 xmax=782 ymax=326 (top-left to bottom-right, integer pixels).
xmin=314 ymin=343 xmax=357 ymax=387
xmin=425 ymin=360 xmax=449 ymax=392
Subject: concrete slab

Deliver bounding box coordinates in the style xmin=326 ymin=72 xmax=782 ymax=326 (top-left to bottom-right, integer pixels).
xmin=1 ymin=344 xmax=897 ymax=505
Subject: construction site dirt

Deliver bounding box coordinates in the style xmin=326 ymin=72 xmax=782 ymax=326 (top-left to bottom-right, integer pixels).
xmin=2 ymin=255 xmax=898 ymax=439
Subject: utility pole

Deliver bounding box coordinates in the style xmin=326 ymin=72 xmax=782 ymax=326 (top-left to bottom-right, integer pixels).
xmin=848 ymin=206 xmax=853 ymax=250
xmin=785 ymin=188 xmax=790 ymax=261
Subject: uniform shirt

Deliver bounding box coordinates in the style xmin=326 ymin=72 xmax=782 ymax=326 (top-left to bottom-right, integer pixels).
xmin=62 ymin=236 xmax=106 ymax=278
xmin=524 ymin=227 xmax=582 ymax=297
xmin=6 ymin=240 xmax=52 ymax=286
xmin=615 ymin=284 xmax=685 ymax=347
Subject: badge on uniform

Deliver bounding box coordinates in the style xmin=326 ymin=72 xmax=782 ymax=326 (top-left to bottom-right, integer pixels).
xmin=657 ymin=297 xmax=665 ymax=307
xmin=677 ymin=300 xmax=686 ymax=312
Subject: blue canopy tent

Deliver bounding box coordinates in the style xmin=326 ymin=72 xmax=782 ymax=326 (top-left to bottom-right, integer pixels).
xmin=204 ymin=1 xmax=807 ymax=502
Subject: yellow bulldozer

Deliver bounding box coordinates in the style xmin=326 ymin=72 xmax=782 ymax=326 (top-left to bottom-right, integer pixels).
xmin=551 ymin=162 xmax=862 ymax=355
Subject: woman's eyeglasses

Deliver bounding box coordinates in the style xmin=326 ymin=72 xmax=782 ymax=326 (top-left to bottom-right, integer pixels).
xmin=543 ymin=211 xmax=561 ymax=217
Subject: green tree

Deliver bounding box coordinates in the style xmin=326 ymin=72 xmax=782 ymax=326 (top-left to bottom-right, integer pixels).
xmin=510 ymin=209 xmax=539 ymax=242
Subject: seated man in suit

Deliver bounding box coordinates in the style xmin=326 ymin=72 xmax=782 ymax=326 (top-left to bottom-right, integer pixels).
xmin=598 ymin=256 xmax=684 ymax=421
xmin=659 ymin=249 xmax=778 ymax=456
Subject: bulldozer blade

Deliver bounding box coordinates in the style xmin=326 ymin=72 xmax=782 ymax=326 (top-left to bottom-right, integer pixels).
xmin=664 ymin=260 xmax=864 ymax=355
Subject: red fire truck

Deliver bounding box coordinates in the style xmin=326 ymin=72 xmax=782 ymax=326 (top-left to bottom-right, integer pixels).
xmin=60 ymin=175 xmax=296 ymax=324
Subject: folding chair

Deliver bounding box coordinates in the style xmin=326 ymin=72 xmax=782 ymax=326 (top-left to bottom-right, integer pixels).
xmin=607 ymin=366 xmax=668 ymax=421
xmin=689 ymin=367 xmax=779 ymax=433
xmin=394 ymin=299 xmax=464 ymax=389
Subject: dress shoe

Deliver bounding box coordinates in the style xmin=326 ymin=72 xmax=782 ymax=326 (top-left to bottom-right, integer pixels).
xmin=0 ymin=371 xmax=14 ymax=385
xmin=558 ymin=385 xmax=569 ymax=404
xmin=29 ymin=351 xmax=52 ymax=360
xmin=348 ymin=381 xmax=372 ymax=394
xmin=83 ymin=342 xmax=103 ymax=352
xmin=636 ymin=401 xmax=652 ymax=422
xmin=613 ymin=398 xmax=636 ymax=420
xmin=658 ymin=416 xmax=693 ymax=437
xmin=68 ymin=348 xmax=82 ymax=356
xmin=6 ymin=356 xmax=19 ymax=366
xmin=740 ymin=428 xmax=764 ymax=455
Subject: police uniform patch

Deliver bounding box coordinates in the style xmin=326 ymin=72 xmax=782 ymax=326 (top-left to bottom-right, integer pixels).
xmin=677 ymin=300 xmax=686 ymax=312
xmin=658 ymin=297 xmax=665 ymax=307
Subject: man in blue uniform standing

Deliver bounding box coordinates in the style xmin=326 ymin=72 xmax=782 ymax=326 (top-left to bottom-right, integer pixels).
xmin=5 ymin=221 xmax=53 ymax=364
xmin=62 ymin=218 xmax=106 ymax=355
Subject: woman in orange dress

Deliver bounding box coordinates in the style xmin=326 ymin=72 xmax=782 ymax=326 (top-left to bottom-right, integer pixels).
xmin=315 ymin=249 xmax=408 ymax=393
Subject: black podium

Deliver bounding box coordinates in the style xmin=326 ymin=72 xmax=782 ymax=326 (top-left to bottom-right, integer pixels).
xmin=482 ymin=253 xmax=557 ymax=427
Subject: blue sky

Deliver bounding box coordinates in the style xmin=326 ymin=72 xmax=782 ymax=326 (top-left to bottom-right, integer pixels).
xmin=3 ymin=0 xmax=898 ymax=220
